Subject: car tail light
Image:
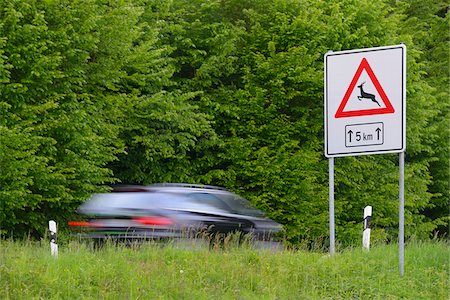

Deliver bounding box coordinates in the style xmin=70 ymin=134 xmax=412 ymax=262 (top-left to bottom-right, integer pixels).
xmin=68 ymin=221 xmax=90 ymax=227
xmin=133 ymin=216 xmax=173 ymax=226
xmin=68 ymin=221 xmax=104 ymax=228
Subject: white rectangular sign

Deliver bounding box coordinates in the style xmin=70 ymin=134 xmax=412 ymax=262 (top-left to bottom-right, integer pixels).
xmin=324 ymin=45 xmax=406 ymax=157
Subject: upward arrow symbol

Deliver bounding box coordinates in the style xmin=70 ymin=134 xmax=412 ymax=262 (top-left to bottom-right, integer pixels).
xmin=376 ymin=127 xmax=381 ymax=140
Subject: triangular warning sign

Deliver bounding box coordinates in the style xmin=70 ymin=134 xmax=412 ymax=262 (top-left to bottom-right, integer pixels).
xmin=335 ymin=58 xmax=395 ymax=118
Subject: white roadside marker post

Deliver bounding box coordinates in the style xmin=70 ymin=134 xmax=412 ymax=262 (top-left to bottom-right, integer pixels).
xmin=49 ymin=220 xmax=58 ymax=258
xmin=363 ymin=206 xmax=372 ymax=251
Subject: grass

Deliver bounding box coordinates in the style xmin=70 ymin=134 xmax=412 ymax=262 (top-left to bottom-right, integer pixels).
xmin=0 ymin=238 xmax=448 ymax=299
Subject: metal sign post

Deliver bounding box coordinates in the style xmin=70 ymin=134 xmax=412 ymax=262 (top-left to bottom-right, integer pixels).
xmin=399 ymin=152 xmax=405 ymax=276
xmin=324 ymin=45 xmax=406 ymax=275
xmin=329 ymin=157 xmax=335 ymax=256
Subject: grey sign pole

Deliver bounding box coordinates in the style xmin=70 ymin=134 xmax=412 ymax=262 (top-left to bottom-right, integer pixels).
xmin=399 ymin=152 xmax=405 ymax=276
xmin=329 ymin=157 xmax=335 ymax=256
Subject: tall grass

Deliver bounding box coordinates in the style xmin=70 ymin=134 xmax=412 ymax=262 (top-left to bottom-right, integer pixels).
xmin=1 ymin=238 xmax=448 ymax=299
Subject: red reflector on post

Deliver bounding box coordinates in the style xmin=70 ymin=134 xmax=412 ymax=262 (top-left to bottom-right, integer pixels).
xmin=134 ymin=216 xmax=173 ymax=226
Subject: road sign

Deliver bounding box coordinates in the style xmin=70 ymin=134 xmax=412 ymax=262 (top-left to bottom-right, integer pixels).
xmin=324 ymin=45 xmax=406 ymax=157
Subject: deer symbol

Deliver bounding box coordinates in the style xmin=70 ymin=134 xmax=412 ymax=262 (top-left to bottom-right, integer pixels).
xmin=357 ymin=82 xmax=380 ymax=107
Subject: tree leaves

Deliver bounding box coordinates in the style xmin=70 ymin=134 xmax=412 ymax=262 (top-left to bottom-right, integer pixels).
xmin=157 ymin=0 xmax=447 ymax=244
xmin=1 ymin=0 xmax=447 ymax=243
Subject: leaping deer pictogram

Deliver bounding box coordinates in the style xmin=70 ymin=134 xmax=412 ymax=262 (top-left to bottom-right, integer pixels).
xmin=357 ymin=82 xmax=380 ymax=107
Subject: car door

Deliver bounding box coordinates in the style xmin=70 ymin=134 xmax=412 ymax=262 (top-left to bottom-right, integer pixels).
xmin=186 ymin=193 xmax=252 ymax=234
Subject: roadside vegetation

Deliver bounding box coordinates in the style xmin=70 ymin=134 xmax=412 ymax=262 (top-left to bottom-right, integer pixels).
xmin=1 ymin=1 xmax=447 ymax=297
xmin=0 ymin=0 xmax=448 ymax=246
xmin=1 ymin=239 xmax=448 ymax=299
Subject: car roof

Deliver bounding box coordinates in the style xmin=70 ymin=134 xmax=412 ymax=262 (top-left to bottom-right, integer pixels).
xmin=78 ymin=192 xmax=228 ymax=215
xmin=78 ymin=183 xmax=264 ymax=217
xmin=112 ymin=183 xmax=230 ymax=194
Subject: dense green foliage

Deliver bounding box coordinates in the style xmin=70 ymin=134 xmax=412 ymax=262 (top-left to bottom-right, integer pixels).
xmin=401 ymin=0 xmax=450 ymax=237
xmin=1 ymin=240 xmax=448 ymax=298
xmin=0 ymin=0 xmax=448 ymax=245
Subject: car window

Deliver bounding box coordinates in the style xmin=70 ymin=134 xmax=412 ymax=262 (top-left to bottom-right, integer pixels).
xmin=79 ymin=192 xmax=226 ymax=214
xmin=186 ymin=193 xmax=234 ymax=213
xmin=79 ymin=192 xmax=188 ymax=212
xmin=213 ymin=193 xmax=265 ymax=217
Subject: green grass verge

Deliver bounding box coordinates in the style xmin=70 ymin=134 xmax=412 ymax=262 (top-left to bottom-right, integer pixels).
xmin=1 ymin=239 xmax=448 ymax=299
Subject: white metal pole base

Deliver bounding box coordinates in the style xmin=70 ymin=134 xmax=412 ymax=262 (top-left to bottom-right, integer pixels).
xmin=363 ymin=228 xmax=371 ymax=251
xmin=363 ymin=206 xmax=372 ymax=251
xmin=50 ymin=242 xmax=58 ymax=258
xmin=49 ymin=220 xmax=58 ymax=258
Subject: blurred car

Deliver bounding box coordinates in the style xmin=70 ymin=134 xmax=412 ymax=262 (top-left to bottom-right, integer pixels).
xmin=68 ymin=184 xmax=283 ymax=246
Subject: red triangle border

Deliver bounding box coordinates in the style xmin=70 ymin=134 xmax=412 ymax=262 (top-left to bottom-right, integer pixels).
xmin=335 ymin=58 xmax=395 ymax=118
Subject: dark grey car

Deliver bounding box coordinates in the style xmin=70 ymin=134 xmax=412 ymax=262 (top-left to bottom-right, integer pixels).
xmin=69 ymin=184 xmax=283 ymax=246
